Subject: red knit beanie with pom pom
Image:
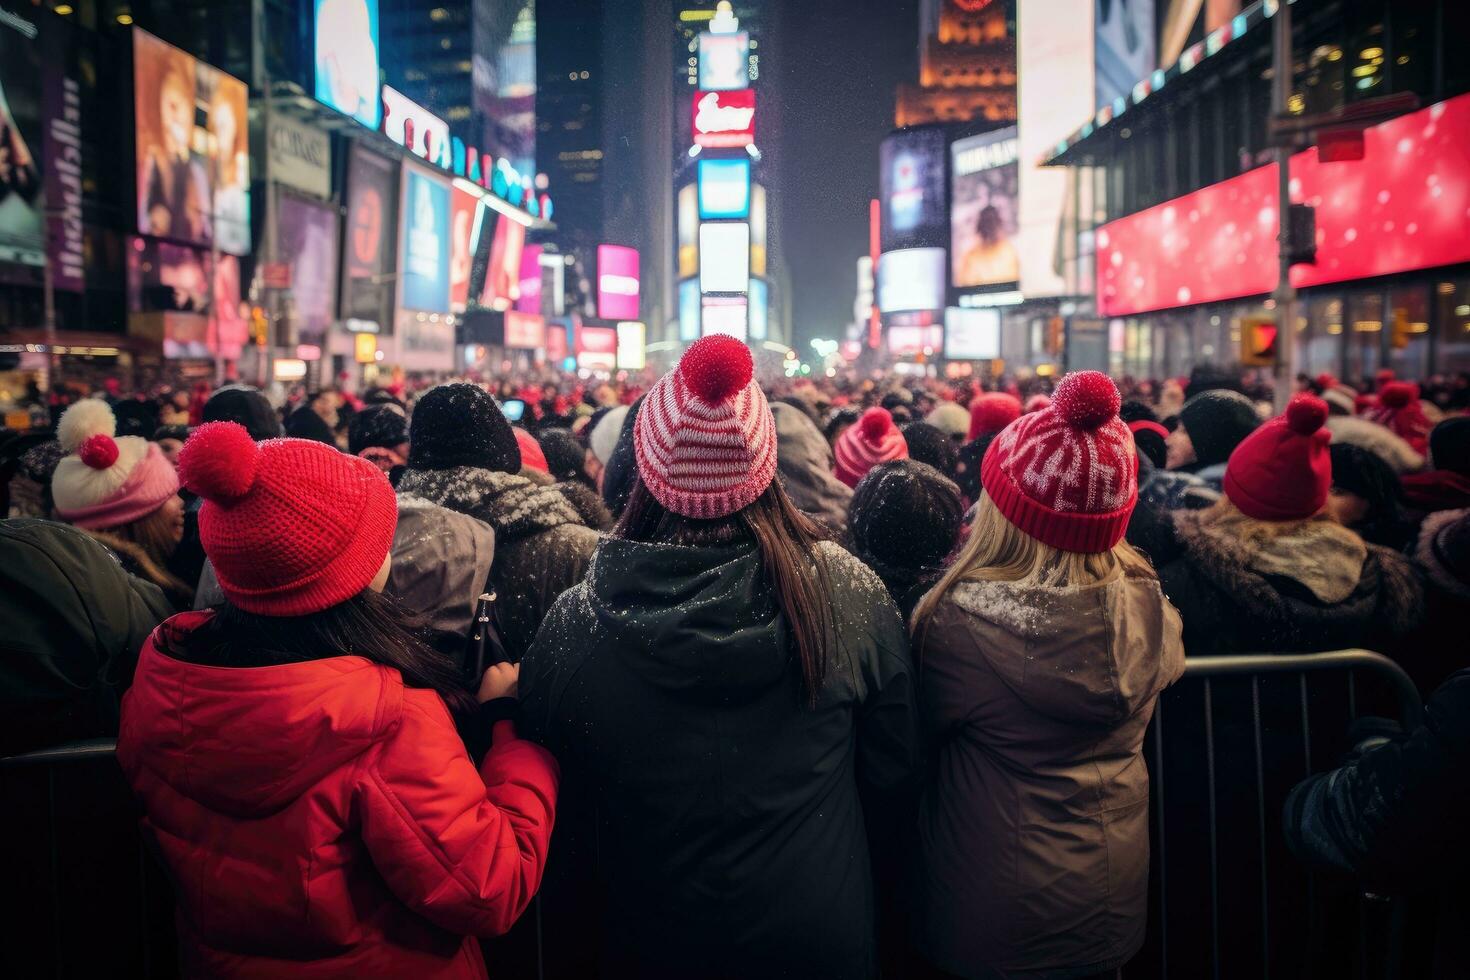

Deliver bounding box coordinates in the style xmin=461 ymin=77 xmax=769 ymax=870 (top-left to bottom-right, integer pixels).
xmin=981 ymin=370 xmax=1138 ymax=553
xmin=1224 ymin=394 xmax=1333 ymax=521
xmin=967 ymin=392 xmax=1023 ymax=441
xmin=834 ymin=407 xmax=909 ymax=488
xmin=178 ymin=422 xmax=398 ymax=616
xmin=634 ymin=335 xmax=778 ymax=519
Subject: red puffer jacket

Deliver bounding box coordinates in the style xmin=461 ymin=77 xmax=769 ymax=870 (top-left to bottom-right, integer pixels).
xmin=116 ymin=611 xmax=559 ymax=978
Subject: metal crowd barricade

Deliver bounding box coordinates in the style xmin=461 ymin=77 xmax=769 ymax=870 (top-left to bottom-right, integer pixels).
xmin=1126 ymin=649 xmax=1424 ymax=980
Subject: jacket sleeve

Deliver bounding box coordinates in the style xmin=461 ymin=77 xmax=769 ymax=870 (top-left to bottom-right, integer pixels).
xmin=855 ymin=600 xmax=922 ymax=795
xmin=1282 ymin=670 xmax=1470 ymax=893
xmin=358 ymin=691 xmax=560 ymax=937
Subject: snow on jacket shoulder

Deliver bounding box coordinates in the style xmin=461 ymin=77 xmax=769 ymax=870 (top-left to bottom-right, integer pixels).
xmin=914 ymin=570 xmax=1185 ymax=979
xmin=117 ymin=611 xmax=558 ymax=978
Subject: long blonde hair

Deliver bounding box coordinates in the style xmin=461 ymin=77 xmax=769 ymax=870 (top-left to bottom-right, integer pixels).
xmin=910 ymin=493 xmax=1156 ymax=637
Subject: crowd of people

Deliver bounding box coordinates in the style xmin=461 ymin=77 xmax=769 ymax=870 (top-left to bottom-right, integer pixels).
xmin=1 ymin=348 xmax=1467 ymax=979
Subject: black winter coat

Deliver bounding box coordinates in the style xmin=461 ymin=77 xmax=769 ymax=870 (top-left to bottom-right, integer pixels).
xmin=520 ymin=537 xmax=920 ymax=980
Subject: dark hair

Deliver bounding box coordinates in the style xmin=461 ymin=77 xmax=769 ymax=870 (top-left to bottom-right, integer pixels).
xmin=1329 ymin=442 xmax=1411 ymax=549
xmin=954 ymin=431 xmax=998 ymax=505
xmin=849 ymin=460 xmax=964 ymax=618
xmin=615 ymin=477 xmax=834 ymax=707
xmin=823 ymin=407 xmax=860 ymax=445
xmin=179 ymin=590 xmax=475 ymax=714
xmin=1119 ymin=399 xmax=1158 ymax=425
xmin=901 ymin=421 xmax=959 ymax=480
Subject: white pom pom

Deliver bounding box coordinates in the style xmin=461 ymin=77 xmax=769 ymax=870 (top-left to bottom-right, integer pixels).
xmin=57 ymin=399 xmax=118 ymax=453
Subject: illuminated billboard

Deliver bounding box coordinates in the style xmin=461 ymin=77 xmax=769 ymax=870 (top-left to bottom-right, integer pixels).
xmin=951 ymin=127 xmax=1020 ymax=290
xmin=748 ymin=278 xmax=768 ymax=341
xmin=1018 ymin=0 xmax=1093 ymax=298
xmin=341 ymin=145 xmax=398 ymax=331
xmin=1096 ymin=93 xmax=1470 ymax=315
xmin=597 ymin=244 xmax=641 ymax=321
xmin=616 ymin=321 xmax=646 ymax=370
xmin=578 ymin=325 xmax=617 ymax=371
xmin=382 ymin=85 xmax=451 ymax=169
xmin=133 ymin=29 xmax=251 ymax=254
xmin=698 ymin=31 xmax=749 ymax=91
xmin=692 ymin=89 xmax=755 ymax=148
xmin=275 ymin=194 xmax=340 ymax=346
xmin=479 ymin=212 xmax=526 ymax=310
xmin=679 ymin=278 xmax=701 ymax=341
xmin=698 ymin=158 xmax=751 ymax=219
xmin=878 ymin=247 xmax=946 ymax=313
xmin=702 ymin=295 xmax=748 ymax=341
xmin=678 ymin=183 xmax=699 ymax=278
xmin=399 ymin=164 xmax=451 ymax=313
xmin=1096 ymin=0 xmax=1155 ymax=110
xmin=887 ymin=325 xmax=944 ymax=358
xmin=516 ymin=243 xmax=543 ymax=315
xmin=0 ymin=4 xmax=44 ymax=270
xmin=750 ymin=184 xmax=767 ymax=277
xmin=699 ymin=222 xmax=750 ymax=294
xmin=944 ymin=307 xmax=1001 ymax=360
xmin=504 ymin=310 xmax=545 ymax=349
xmin=880 ymin=127 xmax=947 ymax=252
xmin=314 ymin=0 xmax=380 ymax=128
xmin=449 ymin=185 xmax=485 ymax=311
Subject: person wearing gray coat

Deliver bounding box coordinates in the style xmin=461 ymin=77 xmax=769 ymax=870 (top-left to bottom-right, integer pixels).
xmin=771 ymin=401 xmax=853 ymax=540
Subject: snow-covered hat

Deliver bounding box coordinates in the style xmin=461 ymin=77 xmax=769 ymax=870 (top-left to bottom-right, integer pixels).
xmin=52 ymin=400 xmax=179 ymax=530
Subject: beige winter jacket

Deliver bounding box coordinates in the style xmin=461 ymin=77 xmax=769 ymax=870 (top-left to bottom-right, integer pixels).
xmin=914 ymin=570 xmax=1185 ymax=979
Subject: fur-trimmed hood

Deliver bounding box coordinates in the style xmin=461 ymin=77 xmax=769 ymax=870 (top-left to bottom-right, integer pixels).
xmin=1414 ymin=507 xmax=1470 ymax=602
xmin=396 ymin=465 xmax=589 ymax=542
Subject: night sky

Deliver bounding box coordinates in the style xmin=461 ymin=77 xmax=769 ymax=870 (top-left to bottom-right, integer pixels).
xmin=770 ymin=0 xmax=918 ymax=349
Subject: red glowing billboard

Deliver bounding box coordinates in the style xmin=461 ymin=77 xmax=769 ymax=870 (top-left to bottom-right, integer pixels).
xmin=1096 ymin=94 xmax=1470 ymax=317
xmin=692 ymin=89 xmax=755 ymax=148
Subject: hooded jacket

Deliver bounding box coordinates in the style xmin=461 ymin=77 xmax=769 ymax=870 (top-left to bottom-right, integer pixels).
xmin=0 ymin=519 xmax=173 ymax=755
xmin=116 ymin=611 xmax=559 ymax=978
xmin=914 ymin=572 xmax=1185 ymax=979
xmin=388 ymin=494 xmax=496 ymax=651
xmin=394 ymin=466 xmax=599 ymax=659
xmin=772 ymin=401 xmax=853 ymax=538
xmin=520 ymin=538 xmax=920 ymax=980
xmin=1159 ymin=510 xmax=1424 ymax=655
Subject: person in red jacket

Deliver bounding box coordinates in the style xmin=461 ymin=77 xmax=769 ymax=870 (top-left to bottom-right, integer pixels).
xmin=116 ymin=421 xmax=559 ymax=978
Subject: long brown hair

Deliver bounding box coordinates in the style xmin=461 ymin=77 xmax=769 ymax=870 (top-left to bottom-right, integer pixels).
xmin=616 ymin=476 xmax=835 ymax=707
xmin=88 ymin=505 xmax=194 ymax=608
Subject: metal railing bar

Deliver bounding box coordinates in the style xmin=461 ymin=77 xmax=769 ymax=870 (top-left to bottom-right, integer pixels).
xmin=0 ymin=739 xmax=119 ymax=768
xmin=1180 ymin=650 xmax=1422 ymax=728
xmin=1153 ymin=699 xmax=1169 ymax=980
xmin=1204 ymin=677 xmax=1220 ymax=980
xmin=1252 ymin=675 xmax=1270 ymax=980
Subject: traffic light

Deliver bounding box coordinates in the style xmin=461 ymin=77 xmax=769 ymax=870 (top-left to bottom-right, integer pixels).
xmin=250 ymin=307 xmax=269 ymax=347
xmin=1240 ymin=315 xmax=1278 ymax=367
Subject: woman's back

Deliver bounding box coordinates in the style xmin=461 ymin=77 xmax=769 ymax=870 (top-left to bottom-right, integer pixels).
xmin=521 ymin=537 xmax=917 ymax=980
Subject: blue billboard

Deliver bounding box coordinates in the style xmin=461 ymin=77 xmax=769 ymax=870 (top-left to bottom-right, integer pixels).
xmin=400 ymin=167 xmax=450 ymax=312
xmin=679 ymin=278 xmax=701 ymax=341
xmin=748 ymin=278 xmax=768 ymax=340
xmin=698 ymin=158 xmax=751 ymax=219
xmin=314 ymin=0 xmax=380 ymax=128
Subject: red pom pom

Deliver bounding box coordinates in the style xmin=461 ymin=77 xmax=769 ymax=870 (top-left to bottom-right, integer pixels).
xmin=680 ymin=335 xmax=753 ymax=404
xmin=858 ymin=407 xmax=894 ymax=441
xmin=178 ymin=422 xmax=261 ymax=501
xmin=78 ymin=433 xmax=119 ymax=470
xmin=1051 ymin=371 xmax=1121 ymax=431
xmin=1314 ymin=372 xmax=1337 ymax=391
xmin=1378 ymin=382 xmax=1416 ymax=409
xmin=1285 ymin=394 xmax=1328 ymax=435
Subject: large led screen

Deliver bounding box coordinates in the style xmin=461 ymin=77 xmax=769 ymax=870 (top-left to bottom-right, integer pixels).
xmin=699 ymin=222 xmax=750 ymax=294
xmin=698 ymin=31 xmax=749 ymax=91
xmin=1095 ymin=0 xmax=1154 ymax=110
xmin=944 ymin=306 xmax=1001 ymax=360
xmin=878 ymin=247 xmax=946 ymax=314
xmin=748 ymin=278 xmax=768 ymax=341
xmin=678 ymin=183 xmax=699 ymax=278
xmin=692 ymin=89 xmax=755 ymax=148
xmin=597 ymin=244 xmax=641 ymax=321
xmin=276 ymin=194 xmax=340 ymax=346
xmin=749 ymin=184 xmax=767 ymax=277
xmin=702 ymin=296 xmax=748 ymax=341
xmin=399 ymin=165 xmax=450 ymax=313
xmin=449 ymin=185 xmax=484 ymax=311
xmin=880 ymin=127 xmax=947 ymax=252
xmin=1095 ymin=93 xmax=1470 ymax=317
xmin=315 ymin=0 xmax=380 ymax=128
xmin=0 ymin=4 xmax=44 ymax=269
xmin=951 ymin=127 xmax=1019 ymax=290
xmin=698 ymin=158 xmax=751 ymax=219
xmin=480 ymin=212 xmax=526 ymax=310
xmin=679 ymin=278 xmax=701 ymax=341
xmin=134 ymin=29 xmax=250 ymax=253
xmin=341 ymin=145 xmax=398 ymax=331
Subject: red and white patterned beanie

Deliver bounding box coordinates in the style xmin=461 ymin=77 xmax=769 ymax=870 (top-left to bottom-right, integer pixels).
xmin=634 ymin=335 xmax=777 ymax=519
xmin=980 ymin=370 xmax=1138 ymax=554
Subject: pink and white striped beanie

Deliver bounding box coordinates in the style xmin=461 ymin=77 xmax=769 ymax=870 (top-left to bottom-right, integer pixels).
xmin=634 ymin=335 xmax=777 ymax=519
xmin=834 ymin=408 xmax=909 ymax=488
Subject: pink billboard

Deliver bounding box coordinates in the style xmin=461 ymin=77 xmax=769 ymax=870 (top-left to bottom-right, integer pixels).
xmin=597 ymin=244 xmax=640 ymax=321
xmin=516 ymin=243 xmax=543 ymax=315
xmin=1096 ymin=94 xmax=1470 ymax=317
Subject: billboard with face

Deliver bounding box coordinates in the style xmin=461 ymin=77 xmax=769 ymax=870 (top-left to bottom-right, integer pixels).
xmin=341 ymin=144 xmax=399 ymax=331
xmin=276 ymin=194 xmax=340 ymax=346
xmin=399 ymin=164 xmax=451 ymax=313
xmin=1096 ymin=0 xmax=1155 ymax=109
xmin=314 ymin=0 xmax=380 ymax=128
xmin=951 ymin=127 xmax=1020 ymax=290
xmin=880 ymin=127 xmax=947 ymax=252
xmin=0 ymin=3 xmax=43 ymax=271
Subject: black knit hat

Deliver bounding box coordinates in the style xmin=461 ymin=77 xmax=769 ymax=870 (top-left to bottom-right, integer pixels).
xmin=901 ymin=421 xmax=958 ymax=480
xmin=284 ymin=404 xmax=336 ymax=445
xmin=152 ymin=424 xmax=190 ymax=443
xmin=537 ymin=428 xmax=590 ymax=483
xmin=1429 ymin=417 xmax=1470 ymax=478
xmin=203 ymin=386 xmax=283 ymax=441
xmin=954 ymin=431 xmax=997 ymax=504
xmin=849 ymin=460 xmax=963 ymax=598
xmin=1178 ymin=389 xmax=1259 ymax=467
xmin=113 ymin=399 xmax=159 ymax=438
xmin=348 ymin=404 xmax=409 ymax=455
xmin=408 ymin=382 xmax=520 ymax=473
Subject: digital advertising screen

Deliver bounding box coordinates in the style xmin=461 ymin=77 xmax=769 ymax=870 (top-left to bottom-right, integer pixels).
xmin=749 ymin=184 xmax=767 ymax=277
xmin=698 ymin=31 xmax=749 ymax=91
xmin=887 ymin=325 xmax=944 ymax=358
xmin=314 ymin=0 xmax=380 ymax=128
xmin=699 ymin=222 xmax=750 ymax=294
xmin=748 ymin=278 xmax=768 ymax=341
xmin=880 ymin=127 xmax=947 ymax=252
xmin=692 ymin=89 xmax=755 ymax=149
xmin=341 ymin=145 xmax=399 ymax=331
xmin=944 ymin=306 xmax=1001 ymax=360
xmin=616 ymin=321 xmax=646 ymax=370
xmin=679 ymin=278 xmax=701 ymax=341
xmin=133 ymin=29 xmax=251 ymax=254
xmin=877 ymin=247 xmax=946 ymax=313
xmin=399 ymin=164 xmax=451 ymax=313
xmin=951 ymin=127 xmax=1020 ymax=291
xmin=516 ymin=243 xmax=543 ymax=315
xmin=702 ymin=295 xmax=748 ymax=341
xmin=597 ymin=244 xmax=641 ymax=321
xmin=276 ymin=194 xmax=340 ymax=345
xmin=449 ymin=185 xmax=484 ymax=311
xmin=1095 ymin=0 xmax=1155 ymax=110
xmin=480 ymin=212 xmax=527 ymax=310
xmin=698 ymin=158 xmax=751 ymax=219
xmin=504 ymin=310 xmax=545 ymax=349
xmin=678 ymin=183 xmax=699 ymax=278
xmin=0 ymin=3 xmax=44 ymax=269
xmin=577 ymin=325 xmax=617 ymax=371
xmin=382 ymin=85 xmax=451 ymax=169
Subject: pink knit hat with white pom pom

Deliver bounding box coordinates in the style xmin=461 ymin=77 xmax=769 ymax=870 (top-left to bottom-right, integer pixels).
xmin=52 ymin=400 xmax=179 ymax=530
xmin=177 ymin=422 xmax=397 ymax=615
xmin=635 ymin=334 xmax=778 ymax=519
xmin=981 ymin=370 xmax=1138 ymax=554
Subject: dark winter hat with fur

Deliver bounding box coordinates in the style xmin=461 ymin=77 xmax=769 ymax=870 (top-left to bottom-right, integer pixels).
xmin=1179 ymin=388 xmax=1259 ymax=467
xmin=348 ymin=404 xmax=409 ymax=456
xmin=202 ymin=386 xmax=283 ymax=442
xmin=1429 ymin=417 xmax=1470 ymax=478
xmin=901 ymin=421 xmax=958 ymax=480
xmin=537 ymin=428 xmax=590 ymax=483
xmin=408 ymin=382 xmax=520 ymax=473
